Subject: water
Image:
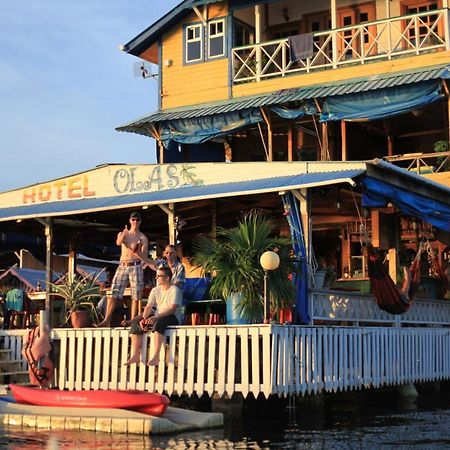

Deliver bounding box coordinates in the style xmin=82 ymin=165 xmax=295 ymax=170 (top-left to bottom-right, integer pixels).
xmin=2 ymin=388 xmax=450 ymax=449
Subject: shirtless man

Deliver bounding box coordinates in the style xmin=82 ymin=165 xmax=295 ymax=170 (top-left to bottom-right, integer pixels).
xmin=98 ymin=211 xmax=149 ymax=327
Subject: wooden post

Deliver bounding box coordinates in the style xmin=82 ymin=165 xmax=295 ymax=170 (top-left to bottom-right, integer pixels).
xmin=387 ymin=135 xmax=394 ymax=157
xmin=321 ymin=122 xmax=329 ymax=161
xmin=260 ymin=108 xmax=273 ymax=161
xmin=287 ymin=125 xmax=293 ymax=161
xmin=388 ymin=248 xmax=398 ymax=284
xmin=341 ymin=120 xmax=347 ymax=161
xmin=255 ymin=5 xmax=262 ymax=81
xmin=44 ymin=218 xmax=53 ymax=328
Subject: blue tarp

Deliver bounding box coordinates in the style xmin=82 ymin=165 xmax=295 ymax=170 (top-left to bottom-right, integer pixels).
xmin=160 ymin=108 xmax=262 ymax=147
xmin=282 ymin=192 xmax=310 ymax=324
xmin=362 ymin=176 xmax=450 ymax=232
xmin=271 ymin=103 xmax=318 ymax=119
xmin=321 ymin=80 xmax=444 ymax=122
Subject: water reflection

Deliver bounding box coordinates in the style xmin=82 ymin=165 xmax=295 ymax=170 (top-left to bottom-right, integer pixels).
xmin=2 ymin=390 xmax=450 ymax=449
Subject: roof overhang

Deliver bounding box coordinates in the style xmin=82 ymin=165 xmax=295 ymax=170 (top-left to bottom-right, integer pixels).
xmin=0 ymin=162 xmax=366 ymax=223
xmin=122 ymin=0 xmax=224 ymax=57
xmin=117 ymin=64 xmax=450 ymax=138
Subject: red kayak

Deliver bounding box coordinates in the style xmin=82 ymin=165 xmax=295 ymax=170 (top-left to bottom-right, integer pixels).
xmin=9 ymin=384 xmax=170 ymax=417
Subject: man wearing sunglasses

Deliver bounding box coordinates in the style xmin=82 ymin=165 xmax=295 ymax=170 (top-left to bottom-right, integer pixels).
xmin=124 ymin=265 xmax=182 ymax=366
xmin=98 ymin=211 xmax=149 ymax=327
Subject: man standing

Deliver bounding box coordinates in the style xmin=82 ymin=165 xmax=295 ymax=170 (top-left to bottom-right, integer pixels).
xmin=98 ymin=211 xmax=148 ymax=327
xmin=124 ymin=266 xmax=182 ymax=366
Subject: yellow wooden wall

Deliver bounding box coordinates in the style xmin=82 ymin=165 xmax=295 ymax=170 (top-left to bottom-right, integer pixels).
xmin=161 ymin=3 xmax=230 ymax=109
xmin=154 ymin=0 xmax=449 ymax=110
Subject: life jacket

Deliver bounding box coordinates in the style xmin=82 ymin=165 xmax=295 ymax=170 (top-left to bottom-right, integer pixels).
xmin=21 ymin=325 xmax=54 ymax=387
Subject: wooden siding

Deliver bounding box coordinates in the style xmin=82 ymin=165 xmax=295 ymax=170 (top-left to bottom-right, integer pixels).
xmin=161 ymin=3 xmax=230 ymax=109
xmin=232 ymin=51 xmax=450 ymax=98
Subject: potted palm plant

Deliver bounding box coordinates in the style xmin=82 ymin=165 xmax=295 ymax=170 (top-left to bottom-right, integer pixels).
xmin=49 ymin=272 xmax=102 ymax=328
xmin=192 ymin=210 xmax=295 ymax=323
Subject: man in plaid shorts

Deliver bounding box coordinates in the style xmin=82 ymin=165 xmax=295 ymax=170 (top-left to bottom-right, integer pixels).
xmin=98 ymin=211 xmax=149 ymax=327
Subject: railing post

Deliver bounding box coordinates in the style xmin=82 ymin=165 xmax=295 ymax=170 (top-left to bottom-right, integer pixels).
xmin=445 ymin=8 xmax=450 ymax=51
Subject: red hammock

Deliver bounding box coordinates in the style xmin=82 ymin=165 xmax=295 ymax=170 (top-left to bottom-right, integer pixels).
xmin=367 ymin=245 xmax=422 ymax=315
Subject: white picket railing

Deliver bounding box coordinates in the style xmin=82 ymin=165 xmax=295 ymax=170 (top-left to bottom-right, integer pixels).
xmin=310 ymin=290 xmax=450 ymax=326
xmin=2 ymin=325 xmax=450 ymax=399
xmin=232 ymin=9 xmax=450 ymax=83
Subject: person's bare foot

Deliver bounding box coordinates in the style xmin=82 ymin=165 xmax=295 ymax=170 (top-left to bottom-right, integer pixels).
xmin=125 ymin=354 xmax=141 ymax=366
xmin=147 ymin=357 xmax=159 ymax=366
xmin=97 ymin=319 xmax=110 ymax=328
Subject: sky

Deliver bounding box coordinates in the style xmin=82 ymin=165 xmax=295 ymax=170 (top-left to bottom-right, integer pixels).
xmin=0 ymin=0 xmax=179 ymax=192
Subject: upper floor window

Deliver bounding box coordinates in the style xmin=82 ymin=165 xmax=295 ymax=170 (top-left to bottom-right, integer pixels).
xmin=208 ymin=19 xmax=226 ymax=58
xmin=186 ymin=24 xmax=203 ymax=63
xmin=184 ymin=18 xmax=227 ymax=64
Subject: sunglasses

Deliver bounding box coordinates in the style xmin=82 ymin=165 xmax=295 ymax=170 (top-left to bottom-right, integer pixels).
xmin=130 ymin=218 xmax=141 ymax=222
xmin=156 ymin=274 xmax=168 ymax=278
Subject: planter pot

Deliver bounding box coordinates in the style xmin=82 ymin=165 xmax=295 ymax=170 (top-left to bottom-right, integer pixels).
xmin=70 ymin=310 xmax=93 ymax=328
xmin=226 ymin=292 xmax=250 ymax=325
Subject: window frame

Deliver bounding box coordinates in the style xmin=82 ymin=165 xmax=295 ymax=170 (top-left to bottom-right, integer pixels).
xmin=207 ymin=18 xmax=226 ymax=60
xmin=184 ymin=22 xmax=204 ymax=64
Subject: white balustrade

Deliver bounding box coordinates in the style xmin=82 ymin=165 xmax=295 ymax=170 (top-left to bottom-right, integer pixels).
xmin=2 ymin=323 xmax=450 ymax=399
xmin=232 ymin=9 xmax=449 ymax=83
xmin=310 ymin=290 xmax=450 ymax=325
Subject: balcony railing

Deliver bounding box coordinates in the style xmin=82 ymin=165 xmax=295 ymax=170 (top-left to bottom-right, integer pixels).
xmin=3 ymin=324 xmax=450 ymax=398
xmin=232 ymin=9 xmax=450 ymax=83
xmin=310 ymin=290 xmax=450 ymax=326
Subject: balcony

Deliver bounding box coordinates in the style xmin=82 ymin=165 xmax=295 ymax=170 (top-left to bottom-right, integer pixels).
xmin=232 ymin=9 xmax=450 ymax=84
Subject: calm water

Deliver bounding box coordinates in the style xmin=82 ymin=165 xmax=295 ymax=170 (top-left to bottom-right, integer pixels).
xmin=2 ymin=388 xmax=450 ymax=449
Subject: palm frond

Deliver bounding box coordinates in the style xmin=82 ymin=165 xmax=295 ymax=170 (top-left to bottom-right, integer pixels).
xmin=193 ymin=209 xmax=296 ymax=322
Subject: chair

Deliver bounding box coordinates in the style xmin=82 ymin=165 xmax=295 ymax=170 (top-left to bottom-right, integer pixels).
xmin=5 ymin=288 xmax=32 ymax=329
xmin=182 ymin=278 xmax=216 ymax=325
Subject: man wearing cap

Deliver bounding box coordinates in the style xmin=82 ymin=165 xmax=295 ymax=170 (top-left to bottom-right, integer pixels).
xmin=98 ymin=211 xmax=149 ymax=327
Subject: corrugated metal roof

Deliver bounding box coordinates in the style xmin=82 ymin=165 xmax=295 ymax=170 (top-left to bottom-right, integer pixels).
xmin=0 ymin=169 xmax=364 ymax=223
xmin=117 ymin=64 xmax=450 ymax=134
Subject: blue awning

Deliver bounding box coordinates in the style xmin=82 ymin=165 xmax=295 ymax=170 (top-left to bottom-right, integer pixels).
xmin=0 ymin=169 xmax=364 ymax=223
xmin=320 ymin=79 xmax=445 ymax=122
xmin=363 ymin=161 xmax=450 ymax=232
xmin=117 ymin=64 xmax=450 ymax=142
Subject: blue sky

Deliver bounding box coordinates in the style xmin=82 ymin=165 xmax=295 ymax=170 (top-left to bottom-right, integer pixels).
xmin=0 ymin=0 xmax=179 ymax=192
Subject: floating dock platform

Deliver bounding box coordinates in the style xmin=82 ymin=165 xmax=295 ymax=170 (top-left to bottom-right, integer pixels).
xmin=0 ymin=400 xmax=223 ymax=435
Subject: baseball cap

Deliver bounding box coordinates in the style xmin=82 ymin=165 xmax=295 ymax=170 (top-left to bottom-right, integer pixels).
xmin=130 ymin=211 xmax=142 ymax=220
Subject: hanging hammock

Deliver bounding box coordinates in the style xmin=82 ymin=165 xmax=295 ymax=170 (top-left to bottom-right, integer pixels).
xmin=367 ymin=244 xmax=423 ymax=315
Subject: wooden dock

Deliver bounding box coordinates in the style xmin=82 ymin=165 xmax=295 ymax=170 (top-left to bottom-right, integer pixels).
xmin=0 ymin=400 xmax=223 ymax=435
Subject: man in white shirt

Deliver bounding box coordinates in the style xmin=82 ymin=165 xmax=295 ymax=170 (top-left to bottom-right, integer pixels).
xmin=124 ymin=266 xmax=182 ymax=366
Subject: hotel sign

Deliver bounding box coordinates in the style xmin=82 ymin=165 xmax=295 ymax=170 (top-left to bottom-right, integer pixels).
xmin=0 ymin=161 xmax=363 ymax=210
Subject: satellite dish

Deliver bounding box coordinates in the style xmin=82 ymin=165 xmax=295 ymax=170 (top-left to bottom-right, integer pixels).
xmin=133 ymin=61 xmax=158 ymax=80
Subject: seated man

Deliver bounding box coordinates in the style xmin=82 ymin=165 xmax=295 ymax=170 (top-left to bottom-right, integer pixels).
xmin=124 ymin=266 xmax=182 ymax=366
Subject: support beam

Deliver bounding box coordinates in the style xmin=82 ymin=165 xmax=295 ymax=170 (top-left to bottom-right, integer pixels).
xmin=158 ymin=203 xmax=176 ymax=245
xmin=330 ymin=0 xmax=338 ymax=68
xmin=40 ymin=218 xmax=54 ymax=329
xmin=287 ymin=125 xmax=293 ymax=162
xmin=321 ymin=122 xmax=329 ymax=161
xmin=260 ymin=108 xmax=273 ymax=161
xmin=341 ymin=120 xmax=347 ymax=161
xmin=255 ymin=5 xmax=262 ymax=81
xmin=387 ymin=135 xmax=394 ymax=157
xmin=192 ymin=5 xmax=207 ymax=24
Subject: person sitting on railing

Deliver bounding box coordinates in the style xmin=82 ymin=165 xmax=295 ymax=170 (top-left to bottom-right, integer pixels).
xmin=123 ymin=266 xmax=182 ymax=366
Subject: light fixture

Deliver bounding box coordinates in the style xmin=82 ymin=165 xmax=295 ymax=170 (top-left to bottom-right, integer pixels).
xmin=336 ymin=196 xmax=342 ymax=212
xmin=260 ymin=251 xmax=280 ymax=324
xmin=282 ymin=6 xmax=289 ymax=22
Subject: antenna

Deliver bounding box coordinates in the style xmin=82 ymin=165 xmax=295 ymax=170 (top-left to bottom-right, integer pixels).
xmin=133 ymin=61 xmax=158 ymax=80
